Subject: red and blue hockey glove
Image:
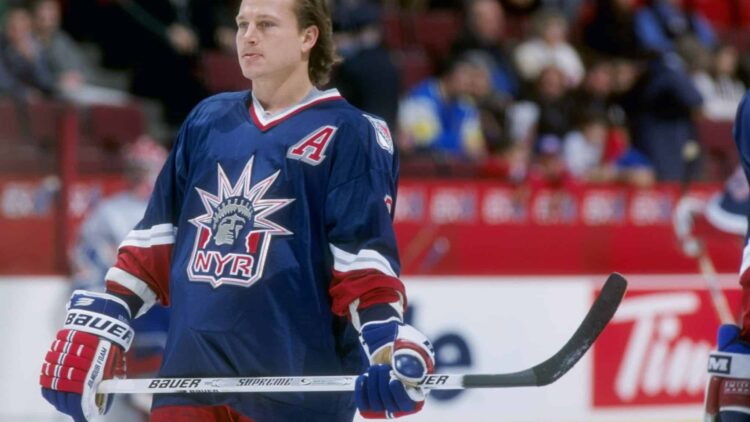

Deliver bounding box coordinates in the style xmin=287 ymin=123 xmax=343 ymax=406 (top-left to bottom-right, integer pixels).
xmin=40 ymin=291 xmax=134 ymax=422
xmin=354 ymin=305 xmax=435 ymax=419
xmin=705 ymin=324 xmax=750 ymax=420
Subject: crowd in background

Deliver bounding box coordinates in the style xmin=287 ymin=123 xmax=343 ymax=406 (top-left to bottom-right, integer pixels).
xmin=0 ymin=0 xmax=748 ymax=188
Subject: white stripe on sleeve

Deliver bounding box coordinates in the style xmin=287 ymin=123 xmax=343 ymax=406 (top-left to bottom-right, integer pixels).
xmin=119 ymin=223 xmax=176 ymax=248
xmin=105 ymin=267 xmax=158 ymax=318
xmin=330 ymin=244 xmax=397 ymax=278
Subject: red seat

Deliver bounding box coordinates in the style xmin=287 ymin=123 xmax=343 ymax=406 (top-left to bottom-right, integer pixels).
xmin=692 ymin=0 xmax=733 ymax=29
xmin=409 ymin=11 xmax=462 ymax=58
xmin=26 ymin=99 xmax=65 ymax=147
xmin=696 ymin=118 xmax=737 ymax=181
xmin=382 ymin=9 xmax=404 ymax=49
xmin=0 ymin=100 xmax=22 ymax=141
xmin=392 ymin=49 xmax=433 ymax=93
xmin=88 ymin=103 xmax=145 ymax=146
xmin=202 ymin=51 xmax=251 ymax=93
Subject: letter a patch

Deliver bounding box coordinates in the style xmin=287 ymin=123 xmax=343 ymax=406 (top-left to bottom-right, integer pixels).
xmin=287 ymin=126 xmax=337 ymax=166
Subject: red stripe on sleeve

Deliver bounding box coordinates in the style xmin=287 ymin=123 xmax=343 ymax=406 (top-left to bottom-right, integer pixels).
xmin=110 ymin=244 xmax=173 ymax=306
xmin=329 ymin=269 xmax=406 ymax=317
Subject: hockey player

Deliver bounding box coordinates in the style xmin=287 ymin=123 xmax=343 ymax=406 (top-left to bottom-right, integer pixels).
xmin=704 ymin=90 xmax=750 ymax=421
xmin=39 ymin=0 xmax=435 ymax=421
xmin=673 ymin=165 xmax=749 ymax=259
xmin=69 ymin=136 xmax=169 ymax=420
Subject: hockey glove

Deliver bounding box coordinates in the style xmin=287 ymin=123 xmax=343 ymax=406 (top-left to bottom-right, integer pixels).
xmin=705 ymin=324 xmax=750 ymax=421
xmin=40 ymin=291 xmax=133 ymax=422
xmin=354 ymin=305 xmax=435 ymax=419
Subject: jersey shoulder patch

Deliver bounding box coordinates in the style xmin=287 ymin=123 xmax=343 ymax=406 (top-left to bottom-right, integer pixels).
xmin=362 ymin=114 xmax=394 ymax=155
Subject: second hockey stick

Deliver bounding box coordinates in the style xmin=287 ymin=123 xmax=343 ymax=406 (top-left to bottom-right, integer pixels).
xmin=99 ymin=273 xmax=627 ymax=395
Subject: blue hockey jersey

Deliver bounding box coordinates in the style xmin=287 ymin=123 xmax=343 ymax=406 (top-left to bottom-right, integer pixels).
xmin=728 ymin=90 xmax=750 ymax=336
xmin=105 ymin=88 xmax=405 ymax=421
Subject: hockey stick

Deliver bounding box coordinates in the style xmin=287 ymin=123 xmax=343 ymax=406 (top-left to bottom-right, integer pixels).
xmin=697 ymin=250 xmax=735 ymax=324
xmin=98 ymin=273 xmax=627 ymax=395
xmin=674 ymin=139 xmax=735 ymax=324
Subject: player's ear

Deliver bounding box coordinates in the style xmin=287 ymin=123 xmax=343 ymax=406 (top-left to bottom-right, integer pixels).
xmin=300 ymin=25 xmax=319 ymax=54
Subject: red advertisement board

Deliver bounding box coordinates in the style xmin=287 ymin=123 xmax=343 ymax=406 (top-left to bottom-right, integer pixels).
xmin=593 ymin=278 xmax=743 ymax=408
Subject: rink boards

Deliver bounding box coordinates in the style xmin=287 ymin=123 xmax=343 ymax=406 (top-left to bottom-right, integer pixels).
xmin=0 ymin=275 xmax=738 ymax=422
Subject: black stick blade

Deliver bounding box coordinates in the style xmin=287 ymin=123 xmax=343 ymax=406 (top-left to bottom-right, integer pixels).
xmin=463 ymin=273 xmax=628 ymax=388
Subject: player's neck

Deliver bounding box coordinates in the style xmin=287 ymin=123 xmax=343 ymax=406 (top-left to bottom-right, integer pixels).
xmin=252 ymin=65 xmax=315 ymax=114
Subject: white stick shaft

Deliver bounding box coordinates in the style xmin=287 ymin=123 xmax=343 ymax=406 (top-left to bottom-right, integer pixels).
xmin=98 ymin=374 xmax=464 ymax=394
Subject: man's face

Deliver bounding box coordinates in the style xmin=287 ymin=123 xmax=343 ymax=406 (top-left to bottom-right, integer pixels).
xmin=471 ymin=0 xmax=503 ymax=42
xmin=5 ymin=9 xmax=33 ymax=43
xmin=34 ymin=0 xmax=60 ymax=34
xmin=235 ymin=0 xmax=315 ymax=82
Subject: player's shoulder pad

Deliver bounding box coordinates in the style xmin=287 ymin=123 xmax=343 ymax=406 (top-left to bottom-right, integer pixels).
xmin=332 ymin=105 xmax=394 ymax=156
xmin=185 ymin=91 xmax=249 ymax=125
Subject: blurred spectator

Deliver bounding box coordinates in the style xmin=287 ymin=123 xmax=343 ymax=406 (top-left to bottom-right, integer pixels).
xmin=691 ymin=44 xmax=746 ymax=121
xmin=331 ymin=1 xmax=400 ymax=130
xmin=31 ymin=0 xmax=129 ymax=105
xmin=605 ymin=126 xmax=657 ymax=187
xmin=464 ymin=50 xmax=515 ymax=156
xmin=70 ymin=135 xmax=169 ymax=420
xmin=620 ymin=52 xmax=703 ymax=181
xmin=634 ymin=0 xmax=716 ymax=55
xmin=582 ymin=0 xmax=640 ymax=59
xmin=500 ymin=0 xmax=541 ymax=16
xmin=83 ymin=0 xmax=208 ymax=126
xmin=0 ymin=5 xmax=54 ymax=99
xmin=398 ymin=53 xmax=486 ymax=161
xmin=528 ymin=65 xmax=575 ymax=141
xmin=526 ymin=133 xmax=575 ymax=188
xmin=189 ymin=0 xmax=237 ymax=53
xmin=513 ymin=8 xmax=584 ymax=87
xmin=572 ymin=58 xmax=620 ymax=124
xmin=562 ymin=112 xmax=611 ymax=181
xmin=451 ymin=0 xmax=519 ymax=99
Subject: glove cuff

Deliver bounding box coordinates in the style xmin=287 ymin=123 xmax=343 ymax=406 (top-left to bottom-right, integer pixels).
xmin=708 ymin=351 xmax=750 ymax=379
xmin=64 ymin=290 xmax=134 ymax=351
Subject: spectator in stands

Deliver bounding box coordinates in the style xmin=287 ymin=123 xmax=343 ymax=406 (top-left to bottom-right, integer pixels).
xmin=513 ymin=8 xmax=584 ymax=88
xmin=526 ymin=133 xmax=574 ymax=188
xmin=562 ymin=112 xmax=611 ymax=181
xmin=528 ymin=65 xmax=575 ymax=142
xmin=0 ymin=54 xmax=13 ymax=96
xmin=572 ymin=57 xmax=628 ymax=128
xmin=87 ymin=0 xmax=208 ymax=126
xmin=620 ymin=52 xmax=703 ymax=181
xmin=451 ymin=0 xmax=520 ymax=99
xmin=398 ymin=53 xmax=486 ymax=161
xmin=331 ymin=1 xmax=400 ymax=130
xmin=582 ymin=0 xmax=640 ymax=59
xmin=500 ymin=0 xmax=541 ymax=17
xmin=0 ymin=5 xmax=54 ymax=99
xmin=634 ymin=0 xmax=717 ymax=55
xmin=464 ymin=50 xmax=515 ymax=159
xmin=188 ymin=0 xmax=237 ymax=53
xmin=691 ymin=43 xmax=746 ymax=121
xmin=70 ymin=135 xmax=169 ymax=421
xmin=31 ymin=0 xmax=129 ymax=105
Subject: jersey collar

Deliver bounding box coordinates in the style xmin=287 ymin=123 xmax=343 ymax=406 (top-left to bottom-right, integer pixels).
xmin=248 ymin=88 xmax=343 ymax=132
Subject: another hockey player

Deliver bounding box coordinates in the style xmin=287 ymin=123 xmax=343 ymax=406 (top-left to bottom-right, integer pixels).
xmin=69 ymin=136 xmax=169 ymax=420
xmin=704 ymin=90 xmax=750 ymax=420
xmin=673 ymin=165 xmax=749 ymax=258
xmin=39 ymin=0 xmax=434 ymax=421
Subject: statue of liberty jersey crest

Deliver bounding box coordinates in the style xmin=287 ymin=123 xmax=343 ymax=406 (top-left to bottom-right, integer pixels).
xmin=188 ymin=158 xmax=293 ymax=288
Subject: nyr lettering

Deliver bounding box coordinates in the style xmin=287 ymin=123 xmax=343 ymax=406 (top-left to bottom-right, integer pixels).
xmin=287 ymin=126 xmax=337 ymax=166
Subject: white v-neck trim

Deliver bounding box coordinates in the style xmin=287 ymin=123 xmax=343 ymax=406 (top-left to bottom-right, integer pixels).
xmin=249 ymin=88 xmax=342 ymax=131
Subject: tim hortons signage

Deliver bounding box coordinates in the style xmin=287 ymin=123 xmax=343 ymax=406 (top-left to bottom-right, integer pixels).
xmin=593 ymin=285 xmax=741 ymax=407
